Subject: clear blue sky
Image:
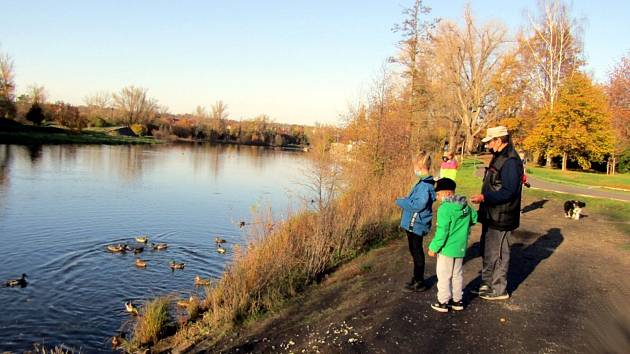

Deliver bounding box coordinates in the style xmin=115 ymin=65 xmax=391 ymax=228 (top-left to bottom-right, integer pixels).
xmin=1 ymin=0 xmax=628 ymax=125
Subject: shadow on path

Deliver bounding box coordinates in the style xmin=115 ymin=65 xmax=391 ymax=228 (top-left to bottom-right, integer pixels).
xmin=465 ymin=228 xmax=564 ymax=297
xmin=521 ymin=199 xmax=549 ymax=214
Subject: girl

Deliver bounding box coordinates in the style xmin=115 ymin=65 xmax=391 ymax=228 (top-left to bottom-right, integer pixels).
xmin=395 ymin=151 xmax=436 ymax=292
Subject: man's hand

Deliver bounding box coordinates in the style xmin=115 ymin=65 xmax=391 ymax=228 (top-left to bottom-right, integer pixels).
xmin=470 ymin=194 xmax=484 ymax=204
xmin=428 ymin=250 xmax=436 ymax=257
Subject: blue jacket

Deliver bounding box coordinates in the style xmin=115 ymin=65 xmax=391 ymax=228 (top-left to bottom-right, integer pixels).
xmin=395 ymin=176 xmax=436 ymax=236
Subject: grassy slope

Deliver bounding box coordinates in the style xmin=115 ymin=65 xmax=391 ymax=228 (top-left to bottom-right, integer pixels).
xmin=526 ymin=166 xmax=630 ymax=190
xmin=0 ymin=121 xmax=157 ymax=145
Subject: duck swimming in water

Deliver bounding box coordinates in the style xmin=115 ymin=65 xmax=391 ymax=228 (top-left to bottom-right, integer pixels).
xmin=151 ymin=243 xmax=168 ymax=251
xmin=169 ymin=260 xmax=185 ymax=270
xmin=217 ymin=246 xmax=226 ymax=254
xmin=176 ymin=295 xmax=196 ymax=308
xmin=194 ymin=275 xmax=211 ymax=286
xmin=107 ymin=244 xmax=126 ymax=253
xmin=133 ymin=246 xmax=144 ymax=254
xmin=125 ymin=301 xmax=139 ymax=315
xmin=5 ymin=274 xmax=27 ymax=287
xmin=135 ymin=259 xmax=148 ymax=268
xmin=135 ymin=236 xmax=149 ymax=243
xmin=214 ymin=237 xmax=227 ymax=244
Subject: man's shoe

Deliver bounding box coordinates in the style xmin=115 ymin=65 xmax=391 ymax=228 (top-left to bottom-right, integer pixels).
xmin=403 ymin=281 xmax=427 ymax=292
xmin=472 ymin=283 xmax=491 ymax=295
xmin=479 ymin=292 xmax=510 ymax=301
xmin=405 ymin=277 xmax=416 ymax=287
xmin=431 ymin=302 xmax=449 ymax=313
xmin=450 ymin=300 xmax=464 ymax=311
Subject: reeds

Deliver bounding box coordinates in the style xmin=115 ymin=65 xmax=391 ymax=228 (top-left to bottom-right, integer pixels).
xmin=132 ymin=296 xmax=171 ymax=347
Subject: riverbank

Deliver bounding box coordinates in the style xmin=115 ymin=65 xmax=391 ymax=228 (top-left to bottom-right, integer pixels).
xmin=168 ymin=157 xmax=630 ymax=353
xmin=0 ymin=120 xmax=158 ymax=145
xmin=205 ymin=191 xmax=629 ymax=354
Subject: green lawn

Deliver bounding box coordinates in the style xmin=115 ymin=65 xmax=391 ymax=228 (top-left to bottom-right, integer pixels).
xmin=457 ymin=158 xmax=629 ymax=248
xmin=526 ymin=166 xmax=630 ymax=190
xmin=0 ymin=131 xmax=158 ymax=145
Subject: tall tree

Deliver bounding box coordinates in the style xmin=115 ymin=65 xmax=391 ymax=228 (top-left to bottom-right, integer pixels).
xmin=433 ymin=6 xmax=507 ymax=153
xmin=0 ymin=51 xmax=16 ymax=119
xmin=522 ymin=0 xmax=583 ymax=110
xmin=391 ymin=0 xmax=438 ymax=150
xmin=606 ymin=51 xmax=630 ymax=174
xmin=113 ymin=86 xmax=158 ymax=126
xmin=525 ymin=73 xmax=614 ymax=171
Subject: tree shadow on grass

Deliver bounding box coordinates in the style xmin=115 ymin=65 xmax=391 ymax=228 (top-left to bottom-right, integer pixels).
xmin=464 ymin=228 xmax=564 ymax=298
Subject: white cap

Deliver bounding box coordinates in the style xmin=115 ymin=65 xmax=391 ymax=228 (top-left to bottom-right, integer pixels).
xmin=481 ymin=126 xmax=509 ymax=143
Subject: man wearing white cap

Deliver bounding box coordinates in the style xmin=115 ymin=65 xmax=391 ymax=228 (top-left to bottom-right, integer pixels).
xmin=470 ymin=126 xmax=523 ymax=300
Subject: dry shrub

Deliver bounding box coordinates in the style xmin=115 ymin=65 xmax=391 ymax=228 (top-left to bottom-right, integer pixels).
xmin=132 ymin=296 xmax=171 ymax=347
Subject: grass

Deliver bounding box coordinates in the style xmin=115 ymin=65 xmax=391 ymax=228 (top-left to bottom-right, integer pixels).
xmin=0 ymin=120 xmax=158 ymax=145
xmin=132 ymin=297 xmax=171 ymax=347
xmin=457 ymin=157 xmax=629 ymax=246
xmin=526 ymin=166 xmax=630 ymax=190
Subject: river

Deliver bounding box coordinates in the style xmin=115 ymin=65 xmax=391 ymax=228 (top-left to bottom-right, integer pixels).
xmin=0 ymin=143 xmax=307 ymax=352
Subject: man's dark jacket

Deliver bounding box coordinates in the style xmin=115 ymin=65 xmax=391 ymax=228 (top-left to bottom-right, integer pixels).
xmin=479 ymin=143 xmax=523 ymax=231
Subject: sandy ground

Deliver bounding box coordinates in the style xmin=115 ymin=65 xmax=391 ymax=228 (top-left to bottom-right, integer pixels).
xmin=186 ymin=193 xmax=630 ymax=354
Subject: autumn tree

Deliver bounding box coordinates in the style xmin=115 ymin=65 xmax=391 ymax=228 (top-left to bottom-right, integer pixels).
xmin=525 ymin=73 xmax=614 ymax=170
xmin=50 ymin=101 xmax=87 ymax=131
xmin=433 ymin=6 xmax=507 ymax=153
xmin=0 ymin=50 xmax=16 ymax=119
xmin=84 ymin=92 xmax=113 ymax=126
xmin=606 ymin=51 xmax=630 ymax=174
xmin=522 ymin=0 xmax=583 ymax=110
xmin=391 ymin=0 xmax=438 ymax=148
xmin=113 ymin=86 xmax=158 ymax=126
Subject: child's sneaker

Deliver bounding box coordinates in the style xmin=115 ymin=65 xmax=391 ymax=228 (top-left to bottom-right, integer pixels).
xmin=450 ymin=300 xmax=464 ymax=311
xmin=431 ymin=302 xmax=449 ymax=313
xmin=479 ymin=291 xmax=510 ymax=301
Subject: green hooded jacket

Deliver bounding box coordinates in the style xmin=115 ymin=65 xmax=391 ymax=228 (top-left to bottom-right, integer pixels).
xmin=428 ymin=195 xmax=477 ymax=258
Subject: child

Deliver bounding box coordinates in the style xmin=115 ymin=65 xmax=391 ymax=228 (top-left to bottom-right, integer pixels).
xmin=395 ymin=151 xmax=436 ymax=292
xmin=428 ymin=178 xmax=477 ymax=312
xmin=439 ymin=152 xmax=458 ymax=181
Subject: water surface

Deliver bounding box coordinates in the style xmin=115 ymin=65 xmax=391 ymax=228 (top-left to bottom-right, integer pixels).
xmin=0 ymin=143 xmax=306 ymax=352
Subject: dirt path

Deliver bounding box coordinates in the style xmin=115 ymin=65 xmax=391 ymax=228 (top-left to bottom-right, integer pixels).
xmin=189 ymin=194 xmax=630 ymax=354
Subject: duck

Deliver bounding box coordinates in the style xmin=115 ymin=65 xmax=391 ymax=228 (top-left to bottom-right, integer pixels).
xmin=135 ymin=235 xmax=149 ymax=243
xmin=135 ymin=259 xmax=148 ymax=268
xmin=151 ymin=242 xmax=168 ymax=251
xmin=107 ymin=244 xmax=125 ymax=253
xmin=169 ymin=260 xmax=185 ymax=270
xmin=214 ymin=237 xmax=227 ymax=244
xmin=239 ymin=221 xmax=246 ymax=228
xmin=217 ymin=246 xmax=226 ymax=254
xmin=5 ymin=273 xmax=27 ymax=287
xmin=176 ymin=295 xmax=196 ymax=308
xmin=125 ymin=301 xmax=139 ymax=316
xmin=111 ymin=335 xmax=122 ymax=349
xmin=133 ymin=246 xmax=144 ymax=254
xmin=194 ymin=275 xmax=211 ymax=286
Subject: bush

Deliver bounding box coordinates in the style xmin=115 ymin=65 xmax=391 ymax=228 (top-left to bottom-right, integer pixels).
xmin=130 ymin=123 xmax=147 ymax=136
xmin=617 ymin=149 xmax=630 ymax=173
xmin=133 ymin=297 xmax=171 ymax=346
xmin=26 ymin=103 xmax=45 ymax=125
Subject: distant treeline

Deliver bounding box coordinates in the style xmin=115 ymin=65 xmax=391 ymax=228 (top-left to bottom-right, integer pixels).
xmin=0 ymin=76 xmax=311 ymax=147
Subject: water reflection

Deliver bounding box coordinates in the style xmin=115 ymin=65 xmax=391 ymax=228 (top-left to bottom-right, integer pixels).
xmin=0 ymin=143 xmax=306 ymax=352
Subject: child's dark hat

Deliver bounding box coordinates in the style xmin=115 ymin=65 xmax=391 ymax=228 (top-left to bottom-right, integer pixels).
xmin=435 ymin=178 xmax=456 ymax=192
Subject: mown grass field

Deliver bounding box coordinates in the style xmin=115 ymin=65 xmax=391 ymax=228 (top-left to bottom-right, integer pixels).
xmin=526 ymin=166 xmax=630 ymax=190
xmin=459 ymin=157 xmax=630 ymax=247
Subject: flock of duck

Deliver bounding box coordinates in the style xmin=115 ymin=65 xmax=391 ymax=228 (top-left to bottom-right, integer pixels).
xmin=108 ymin=235 xmax=227 ymax=316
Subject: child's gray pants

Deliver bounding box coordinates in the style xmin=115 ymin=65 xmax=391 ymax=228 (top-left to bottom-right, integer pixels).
xmin=436 ymin=254 xmax=464 ymax=304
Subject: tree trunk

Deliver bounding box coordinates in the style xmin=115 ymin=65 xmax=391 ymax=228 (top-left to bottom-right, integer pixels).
xmin=611 ymin=156 xmax=616 ymax=175
xmin=545 ymin=153 xmax=553 ymax=168
xmin=561 ymin=152 xmax=567 ymax=171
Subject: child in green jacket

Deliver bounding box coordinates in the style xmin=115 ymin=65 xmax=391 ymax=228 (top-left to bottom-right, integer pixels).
xmin=428 ymin=178 xmax=477 ymax=312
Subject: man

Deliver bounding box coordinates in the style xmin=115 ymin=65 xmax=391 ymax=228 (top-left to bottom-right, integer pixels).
xmin=470 ymin=126 xmax=523 ymax=300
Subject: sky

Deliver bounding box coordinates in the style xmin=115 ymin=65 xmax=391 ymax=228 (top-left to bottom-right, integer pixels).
xmin=1 ymin=0 xmax=629 ymax=125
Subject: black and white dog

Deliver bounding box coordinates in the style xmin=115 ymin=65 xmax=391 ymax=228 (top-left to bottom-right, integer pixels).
xmin=564 ymin=200 xmax=586 ymax=220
